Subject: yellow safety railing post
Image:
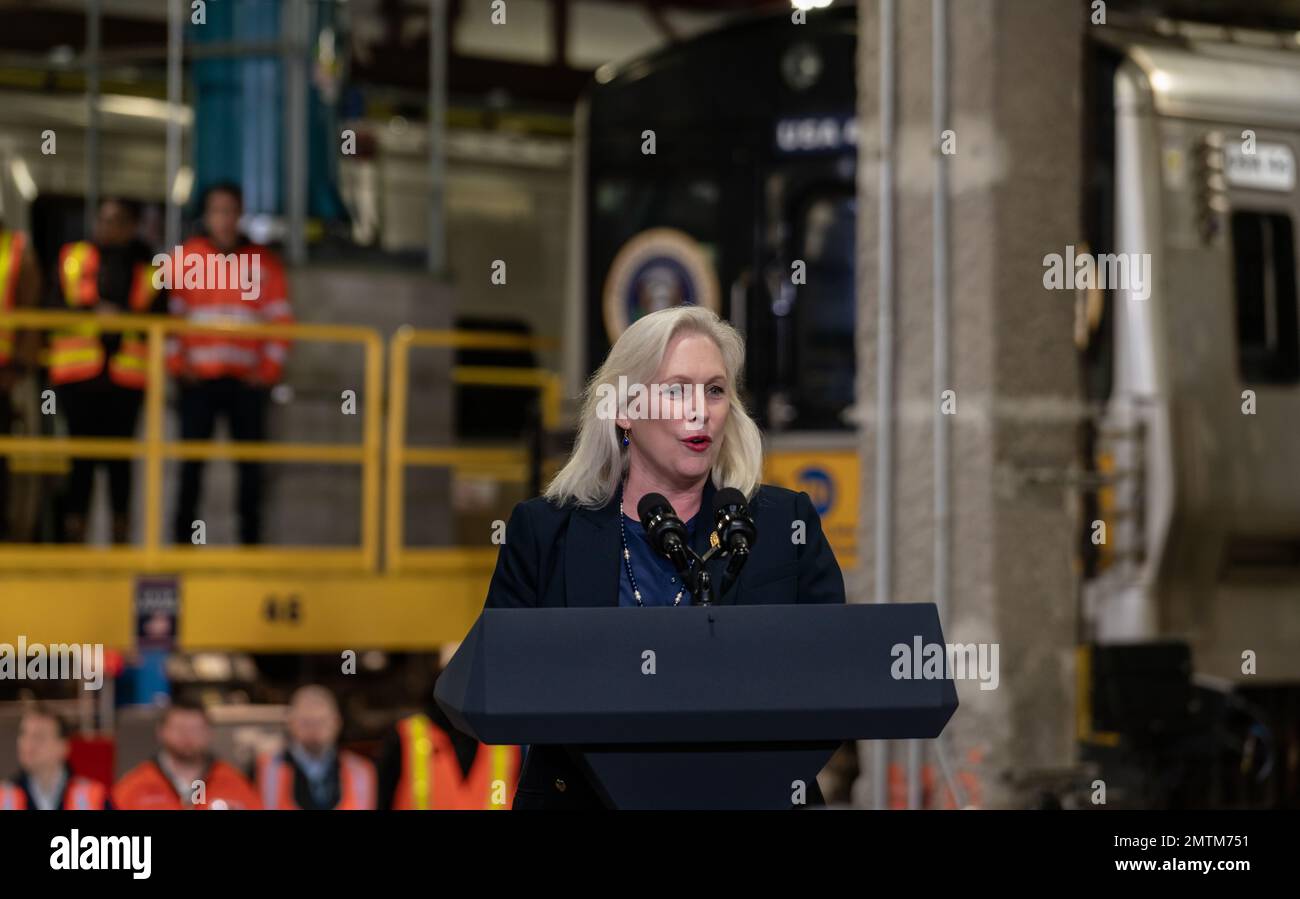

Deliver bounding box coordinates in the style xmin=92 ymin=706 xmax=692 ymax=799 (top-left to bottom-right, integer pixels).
xmin=144 ymin=322 xmax=166 ymax=566
xmin=362 ymin=332 xmax=384 ymax=573
xmin=542 ymin=372 xmax=561 ymax=432
xmin=384 ymin=328 xmax=412 ymax=574
xmin=386 ymin=329 xmax=560 ymax=573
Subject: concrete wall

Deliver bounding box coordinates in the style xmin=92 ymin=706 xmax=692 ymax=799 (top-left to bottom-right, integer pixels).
xmin=855 ymin=0 xmax=1084 ymax=808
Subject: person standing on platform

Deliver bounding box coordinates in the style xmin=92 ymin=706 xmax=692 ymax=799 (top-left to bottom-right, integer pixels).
xmin=0 ymin=219 xmax=41 ymax=541
xmin=0 ymin=704 xmax=108 ymax=810
xmin=256 ymin=685 xmax=377 ymax=810
xmin=112 ymin=699 xmax=261 ymax=810
xmin=167 ymin=182 xmax=293 ymax=546
xmin=49 ymin=197 xmax=162 ymax=543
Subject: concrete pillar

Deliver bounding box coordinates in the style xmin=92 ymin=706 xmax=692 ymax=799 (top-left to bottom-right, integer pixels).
xmin=855 ymin=0 xmax=1084 ymax=808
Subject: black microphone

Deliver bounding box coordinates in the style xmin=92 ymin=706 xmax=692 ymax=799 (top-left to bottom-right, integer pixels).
xmin=713 ymin=487 xmax=757 ymax=597
xmin=712 ymin=487 xmax=757 ymax=556
xmin=637 ymin=493 xmax=693 ymax=575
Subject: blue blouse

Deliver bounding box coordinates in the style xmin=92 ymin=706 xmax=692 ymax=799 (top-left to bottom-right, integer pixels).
xmin=618 ymin=509 xmax=701 ymax=607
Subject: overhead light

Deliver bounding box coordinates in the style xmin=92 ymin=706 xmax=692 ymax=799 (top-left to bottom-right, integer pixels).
xmin=782 ymin=42 xmax=823 ymax=90
xmin=792 ymin=0 xmax=833 ymax=10
xmin=170 ymin=165 xmax=194 ymax=206
xmin=101 ymin=95 xmax=192 ymax=126
xmin=10 ymin=157 xmax=37 ymax=202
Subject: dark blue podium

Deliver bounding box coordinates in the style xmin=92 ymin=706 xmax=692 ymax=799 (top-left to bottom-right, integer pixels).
xmin=435 ymin=603 xmax=957 ymax=809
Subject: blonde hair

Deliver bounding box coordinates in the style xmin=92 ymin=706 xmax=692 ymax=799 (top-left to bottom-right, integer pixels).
xmin=546 ymin=305 xmax=763 ymax=509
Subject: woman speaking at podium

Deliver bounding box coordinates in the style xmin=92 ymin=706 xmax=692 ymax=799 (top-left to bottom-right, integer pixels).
xmin=484 ymin=304 xmax=846 ymax=808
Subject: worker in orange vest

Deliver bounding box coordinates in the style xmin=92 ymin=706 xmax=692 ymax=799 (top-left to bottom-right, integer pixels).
xmin=167 ymin=182 xmax=293 ymax=546
xmin=112 ymin=699 xmax=261 ymax=810
xmin=0 ymin=704 xmax=108 ymax=810
xmin=377 ymin=677 xmax=520 ymax=810
xmin=0 ymin=219 xmax=41 ymax=542
xmin=256 ymin=685 xmax=376 ymax=810
xmin=50 ymin=197 xmax=163 ymax=543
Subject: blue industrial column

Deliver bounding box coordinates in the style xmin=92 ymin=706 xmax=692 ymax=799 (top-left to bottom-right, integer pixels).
xmin=188 ymin=0 xmax=346 ymax=241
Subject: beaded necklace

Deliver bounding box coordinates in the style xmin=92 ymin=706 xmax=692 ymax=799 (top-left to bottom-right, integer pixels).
xmin=617 ymin=483 xmax=688 ymax=607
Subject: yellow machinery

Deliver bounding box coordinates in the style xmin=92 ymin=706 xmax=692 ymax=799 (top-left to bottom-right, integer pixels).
xmin=0 ymin=310 xmax=559 ymax=654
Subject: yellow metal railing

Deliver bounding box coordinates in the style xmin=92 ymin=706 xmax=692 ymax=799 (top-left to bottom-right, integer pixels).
xmin=0 ymin=312 xmax=564 ymax=577
xmin=384 ymin=326 xmax=560 ymax=574
xmin=0 ymin=310 xmax=384 ymax=572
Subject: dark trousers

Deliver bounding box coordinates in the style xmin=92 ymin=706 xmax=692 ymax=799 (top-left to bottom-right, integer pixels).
xmin=173 ymin=377 xmax=268 ymax=545
xmin=61 ymin=377 xmax=143 ymax=531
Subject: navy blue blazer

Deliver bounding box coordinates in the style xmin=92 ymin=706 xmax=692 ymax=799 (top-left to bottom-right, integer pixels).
xmin=485 ymin=478 xmax=846 ymax=611
xmin=482 ymin=477 xmax=847 ymax=808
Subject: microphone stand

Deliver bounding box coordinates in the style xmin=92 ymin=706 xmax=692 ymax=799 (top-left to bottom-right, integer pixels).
xmin=679 ymin=541 xmax=749 ymax=606
xmin=720 ymin=545 xmax=749 ymax=599
xmin=688 ymin=544 xmax=726 ymax=606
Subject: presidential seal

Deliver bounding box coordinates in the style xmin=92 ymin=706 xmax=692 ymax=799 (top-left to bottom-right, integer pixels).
xmin=602 ymin=227 xmax=721 ymax=343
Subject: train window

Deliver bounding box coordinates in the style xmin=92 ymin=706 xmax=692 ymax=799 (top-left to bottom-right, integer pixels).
xmin=1230 ymin=211 xmax=1299 ymax=384
xmin=786 ymin=192 xmax=856 ymax=430
xmin=592 ymin=175 xmax=720 ymax=241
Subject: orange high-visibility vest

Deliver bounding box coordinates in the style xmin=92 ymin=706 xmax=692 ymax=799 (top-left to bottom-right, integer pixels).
xmin=0 ymin=776 xmax=107 ymax=810
xmin=49 ymin=241 xmax=158 ymax=389
xmin=392 ymin=714 xmax=519 ymax=810
xmin=0 ymin=230 xmax=27 ymax=365
xmin=111 ymin=758 xmax=260 ymax=810
xmin=256 ymin=749 xmax=377 ymax=810
xmin=164 ymin=236 xmax=293 ymax=383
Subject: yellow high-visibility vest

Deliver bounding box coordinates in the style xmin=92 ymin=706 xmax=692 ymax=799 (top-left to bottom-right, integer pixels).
xmin=0 ymin=231 xmax=27 ymax=365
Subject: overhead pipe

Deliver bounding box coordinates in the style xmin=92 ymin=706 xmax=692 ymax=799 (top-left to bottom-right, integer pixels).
xmin=165 ymin=0 xmax=184 ymax=250
xmin=85 ymin=0 xmax=101 ymax=235
xmin=284 ymin=0 xmax=309 ymax=265
xmin=908 ymin=0 xmax=954 ymax=813
xmin=870 ymin=0 xmax=897 ymax=812
xmin=428 ymin=0 xmax=448 ymax=274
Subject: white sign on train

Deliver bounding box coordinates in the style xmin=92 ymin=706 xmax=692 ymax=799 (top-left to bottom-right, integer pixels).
xmin=775 ymin=116 xmax=858 ymax=153
xmin=1225 ymin=142 xmax=1296 ymax=192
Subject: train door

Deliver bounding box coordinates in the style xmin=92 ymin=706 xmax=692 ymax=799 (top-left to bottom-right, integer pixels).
xmin=761 ymin=182 xmax=856 ymax=432
xmin=756 ymin=164 xmax=859 ymax=569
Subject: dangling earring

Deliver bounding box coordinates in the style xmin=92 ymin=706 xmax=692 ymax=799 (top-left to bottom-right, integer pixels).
xmin=622 ymin=428 xmax=630 ymax=447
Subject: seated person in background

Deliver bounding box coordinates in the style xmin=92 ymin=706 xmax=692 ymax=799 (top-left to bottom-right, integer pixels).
xmin=0 ymin=703 xmax=108 ymax=810
xmin=113 ymin=699 xmax=261 ymax=810
xmin=256 ymin=685 xmax=376 ymax=810
xmin=377 ymin=669 xmax=520 ymax=810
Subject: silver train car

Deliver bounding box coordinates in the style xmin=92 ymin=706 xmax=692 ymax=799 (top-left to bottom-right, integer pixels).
xmin=1082 ymin=27 xmax=1300 ymax=685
